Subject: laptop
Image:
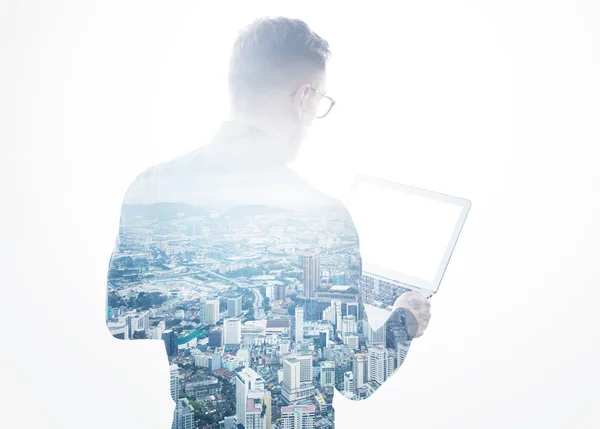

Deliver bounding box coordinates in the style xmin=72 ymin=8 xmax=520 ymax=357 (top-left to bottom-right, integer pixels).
xmin=346 ymin=174 xmax=471 ymax=330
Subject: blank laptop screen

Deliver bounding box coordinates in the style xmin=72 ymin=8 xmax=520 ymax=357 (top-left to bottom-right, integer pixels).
xmin=350 ymin=180 xmax=463 ymax=284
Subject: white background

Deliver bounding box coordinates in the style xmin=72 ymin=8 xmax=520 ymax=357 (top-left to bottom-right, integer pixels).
xmin=1 ymin=1 xmax=599 ymax=428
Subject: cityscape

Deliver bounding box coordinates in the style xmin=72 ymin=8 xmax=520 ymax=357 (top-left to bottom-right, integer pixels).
xmin=106 ymin=202 xmax=413 ymax=429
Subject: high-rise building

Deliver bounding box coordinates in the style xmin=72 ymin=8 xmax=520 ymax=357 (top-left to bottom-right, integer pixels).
xmin=345 ymin=302 xmax=359 ymax=320
xmin=320 ymin=361 xmax=335 ymax=388
xmin=280 ymin=404 xmax=316 ymax=429
xmin=334 ymin=359 xmax=352 ymax=392
xmin=150 ymin=320 xmax=166 ymax=340
xmin=386 ymin=348 xmax=396 ymax=379
xmin=208 ymin=327 xmax=223 ymax=348
xmin=245 ymin=389 xmax=267 ymax=429
xmin=275 ymin=283 xmax=286 ymax=301
xmin=343 ymin=371 xmax=354 ymax=396
xmin=368 ymin=346 xmax=387 ymax=385
xmin=171 ymin=398 xmax=194 ymax=429
xmin=236 ymin=367 xmax=265 ymax=427
xmin=265 ymin=285 xmax=274 ymax=301
xmin=302 ymin=251 xmax=320 ymax=298
xmin=198 ymin=297 xmax=206 ymax=323
xmin=280 ymin=339 xmax=291 ymax=356
xmin=194 ymin=353 xmax=211 ymax=368
xmin=303 ymin=298 xmax=326 ymax=322
xmin=211 ymin=349 xmax=222 ymax=372
xmin=352 ymin=353 xmax=368 ymax=390
xmin=205 ymin=298 xmax=220 ymax=325
xmin=333 ymin=300 xmax=343 ymax=335
xmin=228 ymin=295 xmax=242 ymax=318
xmin=318 ymin=331 xmax=328 ymax=349
xmin=364 ymin=320 xmax=386 ymax=347
xmin=295 ymin=307 xmax=304 ymax=343
xmin=169 ymin=364 xmax=180 ymax=402
xmin=282 ymin=354 xmax=314 ymax=404
xmin=386 ymin=321 xmax=410 ymax=368
xmin=396 ymin=343 xmax=410 ymax=367
xmin=341 ymin=315 xmax=357 ymax=339
xmin=126 ymin=310 xmax=149 ymax=338
xmin=343 ymin=334 xmax=359 ymax=350
xmin=264 ymin=389 xmax=272 ymax=429
xmin=224 ymin=318 xmax=242 ymax=346
xmin=162 ymin=329 xmax=176 ymax=357
xmin=322 ymin=306 xmax=335 ymax=325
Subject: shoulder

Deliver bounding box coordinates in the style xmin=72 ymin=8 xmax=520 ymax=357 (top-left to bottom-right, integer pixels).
xmin=122 ymin=146 xmax=209 ymax=204
xmin=285 ymin=170 xmax=355 ymax=223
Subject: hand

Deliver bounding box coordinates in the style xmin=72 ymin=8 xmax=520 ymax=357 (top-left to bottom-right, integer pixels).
xmin=393 ymin=291 xmax=431 ymax=338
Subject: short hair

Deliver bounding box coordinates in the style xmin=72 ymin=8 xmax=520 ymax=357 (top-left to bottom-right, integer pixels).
xmin=228 ymin=17 xmax=331 ymax=111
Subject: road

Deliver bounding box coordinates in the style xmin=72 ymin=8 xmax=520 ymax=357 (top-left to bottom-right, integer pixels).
xmin=250 ymin=287 xmax=266 ymax=319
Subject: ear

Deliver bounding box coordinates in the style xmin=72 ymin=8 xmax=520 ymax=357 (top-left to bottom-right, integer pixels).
xmin=293 ymin=84 xmax=312 ymax=116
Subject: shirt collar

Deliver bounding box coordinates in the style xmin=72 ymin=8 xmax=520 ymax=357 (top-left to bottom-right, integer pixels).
xmin=209 ymin=120 xmax=290 ymax=169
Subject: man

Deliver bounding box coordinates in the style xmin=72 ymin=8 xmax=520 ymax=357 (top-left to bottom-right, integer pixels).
xmin=106 ymin=17 xmax=431 ymax=429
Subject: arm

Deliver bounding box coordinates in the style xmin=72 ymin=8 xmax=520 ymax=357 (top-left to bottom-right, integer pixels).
xmin=334 ymin=204 xmax=428 ymax=401
xmin=105 ymin=166 xmax=168 ymax=343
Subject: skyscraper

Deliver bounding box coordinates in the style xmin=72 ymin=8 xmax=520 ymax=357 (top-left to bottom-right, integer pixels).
xmin=365 ymin=320 xmax=386 ymax=347
xmin=352 ymin=353 xmax=368 ymax=390
xmin=320 ymin=361 xmax=335 ymax=388
xmin=333 ymin=300 xmax=343 ymax=336
xmin=343 ymin=371 xmax=354 ymax=396
xmin=396 ymin=343 xmax=410 ymax=367
xmin=386 ymin=321 xmax=410 ymax=368
xmin=318 ymin=331 xmax=328 ymax=349
xmin=341 ymin=315 xmax=357 ymax=340
xmin=282 ymin=354 xmax=314 ymax=403
xmin=295 ymin=307 xmax=304 ymax=343
xmin=303 ymin=298 xmax=326 ymax=322
xmin=236 ymin=367 xmax=265 ymax=427
xmin=386 ymin=348 xmax=396 ymax=379
xmin=245 ymin=389 xmax=267 ymax=429
xmin=123 ymin=310 xmax=149 ymax=339
xmin=162 ymin=329 xmax=176 ymax=357
xmin=208 ymin=327 xmax=223 ymax=348
xmin=368 ymin=346 xmax=387 ymax=385
xmin=265 ymin=284 xmax=274 ymax=301
xmin=228 ymin=295 xmax=242 ymax=318
xmin=170 ymin=364 xmax=180 ymax=402
xmin=264 ymin=389 xmax=272 ymax=429
xmin=302 ymin=251 xmax=320 ymax=298
xmin=211 ymin=349 xmax=222 ymax=372
xmin=172 ymin=398 xmax=194 ymax=429
xmin=224 ymin=318 xmax=242 ymax=346
xmin=205 ymin=298 xmax=220 ymax=325
xmin=275 ymin=283 xmax=287 ymax=301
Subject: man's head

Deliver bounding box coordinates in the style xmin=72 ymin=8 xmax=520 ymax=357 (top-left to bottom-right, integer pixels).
xmin=228 ymin=17 xmax=334 ymax=160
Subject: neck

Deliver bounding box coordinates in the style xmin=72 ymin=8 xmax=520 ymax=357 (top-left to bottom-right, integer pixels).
xmin=228 ymin=110 xmax=292 ymax=143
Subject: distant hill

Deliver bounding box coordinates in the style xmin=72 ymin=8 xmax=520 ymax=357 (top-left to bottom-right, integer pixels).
xmin=224 ymin=204 xmax=293 ymax=219
xmin=121 ymin=203 xmax=209 ymax=220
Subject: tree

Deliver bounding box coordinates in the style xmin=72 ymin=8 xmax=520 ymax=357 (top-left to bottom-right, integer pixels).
xmin=288 ymin=304 xmax=296 ymax=316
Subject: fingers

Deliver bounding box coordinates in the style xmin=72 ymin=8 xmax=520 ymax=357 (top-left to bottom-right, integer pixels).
xmin=397 ymin=291 xmax=431 ymax=338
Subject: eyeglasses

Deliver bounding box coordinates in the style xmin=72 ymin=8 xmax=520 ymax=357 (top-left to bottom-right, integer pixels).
xmin=290 ymin=86 xmax=336 ymax=119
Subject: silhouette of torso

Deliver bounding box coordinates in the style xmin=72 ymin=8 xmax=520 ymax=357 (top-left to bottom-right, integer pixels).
xmin=106 ymin=121 xmax=411 ymax=429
